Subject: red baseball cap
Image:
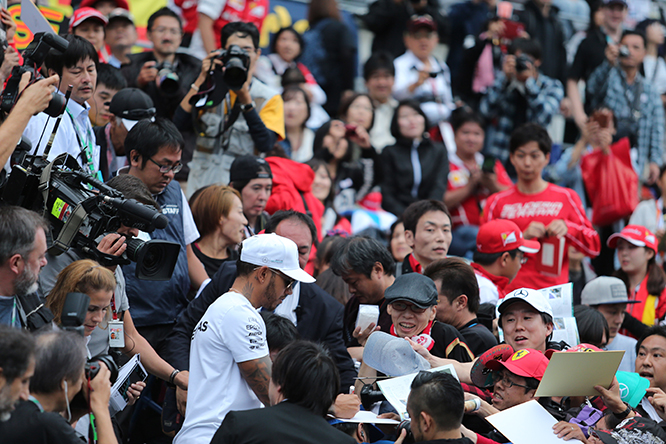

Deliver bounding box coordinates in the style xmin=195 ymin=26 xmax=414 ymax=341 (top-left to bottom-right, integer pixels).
xmin=407 ymin=15 xmax=437 ymax=33
xmin=476 ymin=219 xmax=540 ymax=254
xmin=607 ymin=224 xmax=657 ymax=253
xmin=79 ymin=0 xmax=130 ymax=11
xmin=69 ymin=7 xmax=108 ymax=32
xmin=486 ymin=348 xmax=549 ymax=381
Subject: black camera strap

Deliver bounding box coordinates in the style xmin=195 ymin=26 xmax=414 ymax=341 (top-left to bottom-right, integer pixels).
xmin=222 ymin=93 xmax=243 ymax=134
xmin=39 ymin=155 xmax=89 ymax=255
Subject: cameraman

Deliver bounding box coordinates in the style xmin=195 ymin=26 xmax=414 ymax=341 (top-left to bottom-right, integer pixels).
xmin=120 ymin=7 xmax=201 ymax=120
xmin=176 ymin=21 xmax=285 ymax=195
xmin=0 ymin=330 xmax=118 ymax=444
xmin=21 ymin=35 xmax=103 ymax=179
xmin=0 ymin=74 xmax=59 ymax=171
xmin=479 ymin=38 xmax=563 ymax=176
xmin=586 ymin=30 xmax=664 ymax=185
xmin=38 ymin=175 xmax=188 ymax=393
xmin=0 ymin=206 xmax=48 ymax=329
xmin=396 ymin=371 xmax=472 ymax=444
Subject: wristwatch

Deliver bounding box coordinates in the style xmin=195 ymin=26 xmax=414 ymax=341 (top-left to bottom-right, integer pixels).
xmin=240 ymin=101 xmax=256 ymax=113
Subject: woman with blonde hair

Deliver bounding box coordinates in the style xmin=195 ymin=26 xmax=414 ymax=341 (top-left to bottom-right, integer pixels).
xmin=190 ymin=184 xmax=247 ymax=277
xmin=48 ymin=259 xmax=116 ymax=336
xmin=47 ymin=259 xmax=145 ymax=404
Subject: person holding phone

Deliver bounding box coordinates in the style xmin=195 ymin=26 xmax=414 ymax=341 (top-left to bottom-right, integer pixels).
xmin=445 ymin=108 xmax=512 ymax=258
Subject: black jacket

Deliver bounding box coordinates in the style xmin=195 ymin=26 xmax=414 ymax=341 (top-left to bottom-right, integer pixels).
xmin=380 ymin=137 xmax=449 ymax=217
xmin=517 ymin=1 xmax=567 ymax=83
xmin=120 ymin=51 xmax=201 ymax=119
xmin=211 ymin=402 xmax=356 ymax=444
xmin=164 ymin=261 xmax=357 ymax=390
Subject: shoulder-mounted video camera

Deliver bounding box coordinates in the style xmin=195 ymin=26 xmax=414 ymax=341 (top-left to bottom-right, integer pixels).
xmin=2 ymin=152 xmax=180 ymax=280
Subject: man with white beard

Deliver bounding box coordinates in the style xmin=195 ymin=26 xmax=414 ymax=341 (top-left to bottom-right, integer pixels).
xmin=0 ymin=207 xmax=48 ymax=327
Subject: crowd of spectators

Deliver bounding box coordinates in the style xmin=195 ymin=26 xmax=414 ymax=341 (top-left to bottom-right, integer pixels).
xmin=4 ymin=0 xmax=666 ymax=442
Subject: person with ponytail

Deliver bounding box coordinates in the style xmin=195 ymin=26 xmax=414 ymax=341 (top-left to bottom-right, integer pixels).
xmin=609 ymin=225 xmax=666 ymax=337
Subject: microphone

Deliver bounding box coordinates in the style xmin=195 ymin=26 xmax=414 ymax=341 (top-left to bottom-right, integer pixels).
xmin=104 ymin=196 xmax=168 ymax=229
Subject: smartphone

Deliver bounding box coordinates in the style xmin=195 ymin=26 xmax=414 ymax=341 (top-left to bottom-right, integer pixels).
xmin=481 ymin=156 xmax=496 ymax=173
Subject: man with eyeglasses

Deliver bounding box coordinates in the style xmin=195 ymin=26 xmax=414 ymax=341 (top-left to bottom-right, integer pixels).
xmin=471 ymin=219 xmax=540 ymax=305
xmin=121 ymin=118 xmax=209 ymax=358
xmin=462 ymin=348 xmax=549 ymax=442
xmin=178 ymin=21 xmax=285 ymax=192
xmin=120 ymin=7 xmax=201 ymax=122
xmin=174 ymin=233 xmax=315 ymax=444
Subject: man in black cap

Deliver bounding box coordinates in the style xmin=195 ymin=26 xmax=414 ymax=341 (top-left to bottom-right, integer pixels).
xmin=355 ymin=273 xmax=473 ymax=393
xmin=229 ymin=155 xmax=273 ymax=236
xmin=96 ymin=88 xmax=156 ymax=181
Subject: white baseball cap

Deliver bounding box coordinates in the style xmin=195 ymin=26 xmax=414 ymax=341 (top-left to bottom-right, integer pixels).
xmin=498 ymin=288 xmax=554 ymax=318
xmin=240 ymin=233 xmax=315 ymax=283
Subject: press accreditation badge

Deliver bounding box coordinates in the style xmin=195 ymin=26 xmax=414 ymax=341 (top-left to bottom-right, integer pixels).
xmin=109 ymin=320 xmax=125 ymax=348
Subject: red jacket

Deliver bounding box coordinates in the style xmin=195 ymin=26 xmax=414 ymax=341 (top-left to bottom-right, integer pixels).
xmin=265 ymin=157 xmax=324 ymax=275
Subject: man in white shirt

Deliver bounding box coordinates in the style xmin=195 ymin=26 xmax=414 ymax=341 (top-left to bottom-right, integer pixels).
xmin=174 ymin=233 xmax=315 ymax=444
xmin=364 ymin=51 xmax=398 ymax=152
xmin=582 ymin=276 xmax=639 ymax=373
xmin=392 ymin=15 xmax=455 ymax=126
xmin=23 ymin=35 xmax=102 ymax=180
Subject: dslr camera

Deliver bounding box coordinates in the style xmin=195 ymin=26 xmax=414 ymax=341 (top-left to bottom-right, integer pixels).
xmin=155 ymin=61 xmax=180 ymax=95
xmin=215 ymin=44 xmax=251 ymax=90
xmin=515 ymin=54 xmax=533 ymax=72
xmin=0 ymin=32 xmax=69 ymax=117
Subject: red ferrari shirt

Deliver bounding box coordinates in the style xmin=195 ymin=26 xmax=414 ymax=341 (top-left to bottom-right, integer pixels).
xmin=483 ymin=183 xmax=600 ymax=292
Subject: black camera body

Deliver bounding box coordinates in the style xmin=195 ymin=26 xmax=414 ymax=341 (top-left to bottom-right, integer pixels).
xmin=1 ymin=153 xmax=180 ymax=280
xmin=156 ymin=61 xmax=180 ymax=95
xmin=515 ymin=53 xmax=532 ymax=72
xmin=396 ymin=420 xmax=415 ymax=444
xmin=216 ymin=44 xmax=251 ymax=90
xmin=1 ymin=32 xmax=69 ymax=118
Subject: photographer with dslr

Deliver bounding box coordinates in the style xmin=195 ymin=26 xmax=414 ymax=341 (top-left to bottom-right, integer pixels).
xmin=177 ymin=21 xmax=284 ymax=194
xmin=586 ymin=30 xmax=664 ymax=185
xmin=0 ymin=330 xmax=118 ymax=444
xmin=120 ymin=7 xmax=201 ymax=121
xmin=21 ymin=35 xmax=103 ymax=179
xmin=480 ymin=38 xmax=563 ymax=176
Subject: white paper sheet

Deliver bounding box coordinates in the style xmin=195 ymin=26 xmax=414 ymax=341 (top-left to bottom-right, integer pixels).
xmin=486 ymin=400 xmax=582 ymax=444
xmin=376 ymin=364 xmax=458 ymax=420
xmin=20 ymin=0 xmax=55 ymax=35
xmin=336 ymin=410 xmax=400 ymax=424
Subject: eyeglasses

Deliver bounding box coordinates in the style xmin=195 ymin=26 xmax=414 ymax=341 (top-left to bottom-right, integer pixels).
xmin=148 ymin=157 xmax=183 ymax=174
xmin=255 ymin=266 xmax=295 ymax=291
xmin=492 ymin=371 xmax=532 ymax=390
xmin=152 ymin=27 xmax=182 ymax=36
xmin=389 ymin=301 xmax=428 ymax=314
